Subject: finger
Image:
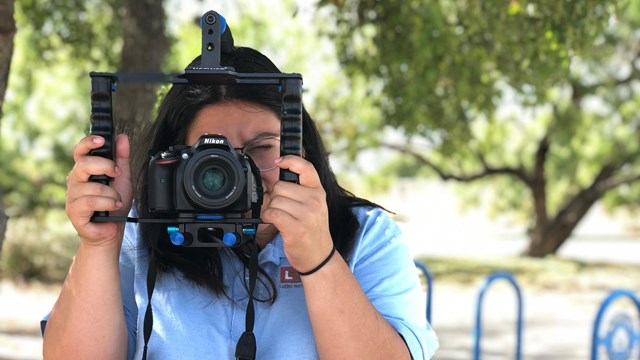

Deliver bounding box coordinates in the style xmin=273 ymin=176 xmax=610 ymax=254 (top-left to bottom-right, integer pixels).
xmin=261 ymin=203 xmax=298 ymax=226
xmin=274 ymin=156 xmax=321 ymax=188
xmin=268 ymin=180 xmax=302 ymax=199
xmin=263 ymin=189 xmax=328 ymax=225
xmin=114 ymin=134 xmax=131 ymax=179
xmin=264 ymin=194 xmax=306 ymax=220
xmin=269 ymin=181 xmax=325 ymax=208
xmin=66 ymin=195 xmax=124 ymax=218
xmin=66 ymin=181 xmax=122 ymax=203
xmin=73 ymin=135 xmax=106 ymax=162
xmin=67 ymin=156 xmax=121 ymax=184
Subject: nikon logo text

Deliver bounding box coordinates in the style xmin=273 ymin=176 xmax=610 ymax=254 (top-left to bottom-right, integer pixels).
xmin=203 ymin=138 xmax=224 ymax=145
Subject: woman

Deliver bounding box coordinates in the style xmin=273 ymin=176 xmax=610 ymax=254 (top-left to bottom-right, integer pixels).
xmin=43 ymin=45 xmax=438 ymax=359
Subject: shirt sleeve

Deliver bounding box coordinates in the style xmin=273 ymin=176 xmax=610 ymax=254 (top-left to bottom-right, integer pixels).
xmin=348 ymin=207 xmax=438 ymax=360
xmin=120 ymin=221 xmax=140 ymax=360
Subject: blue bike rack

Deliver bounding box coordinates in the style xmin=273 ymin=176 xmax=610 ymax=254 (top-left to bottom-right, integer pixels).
xmin=591 ymin=289 xmax=640 ymax=360
xmin=414 ymin=260 xmax=433 ymax=324
xmin=473 ymin=271 xmax=524 ymax=360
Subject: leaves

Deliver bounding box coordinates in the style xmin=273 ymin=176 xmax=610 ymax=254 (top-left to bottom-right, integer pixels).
xmin=0 ymin=0 xmax=125 ymax=216
xmin=318 ymin=0 xmax=640 ymax=253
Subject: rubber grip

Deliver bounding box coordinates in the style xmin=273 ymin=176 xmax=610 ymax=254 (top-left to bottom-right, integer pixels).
xmin=279 ymin=78 xmax=303 ymax=183
xmin=88 ymin=73 xmax=117 ymax=217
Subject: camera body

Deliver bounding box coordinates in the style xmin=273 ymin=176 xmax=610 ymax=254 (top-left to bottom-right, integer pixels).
xmin=148 ymin=134 xmax=258 ymax=216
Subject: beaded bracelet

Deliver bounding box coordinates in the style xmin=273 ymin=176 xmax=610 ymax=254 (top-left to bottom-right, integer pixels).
xmin=299 ymin=246 xmax=336 ymax=276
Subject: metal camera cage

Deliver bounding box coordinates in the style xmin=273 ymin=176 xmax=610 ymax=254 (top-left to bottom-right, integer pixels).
xmin=88 ymin=10 xmax=303 ymax=248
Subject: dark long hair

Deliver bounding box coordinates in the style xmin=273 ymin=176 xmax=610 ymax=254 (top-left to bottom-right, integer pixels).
xmin=132 ymin=47 xmax=381 ymax=297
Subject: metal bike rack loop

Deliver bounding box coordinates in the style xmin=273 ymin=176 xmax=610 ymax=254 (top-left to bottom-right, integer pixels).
xmin=414 ymin=260 xmax=433 ymax=324
xmin=591 ymin=288 xmax=640 ymax=360
xmin=473 ymin=271 xmax=524 ymax=360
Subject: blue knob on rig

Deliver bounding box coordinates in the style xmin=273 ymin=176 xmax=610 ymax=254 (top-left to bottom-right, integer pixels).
xmin=170 ymin=232 xmax=185 ymax=246
xmin=167 ymin=226 xmax=191 ymax=246
xmin=223 ymin=232 xmax=240 ymax=246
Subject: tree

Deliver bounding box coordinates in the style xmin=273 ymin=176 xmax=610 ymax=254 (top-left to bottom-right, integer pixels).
xmin=0 ymin=0 xmax=16 ymax=255
xmin=0 ymin=0 xmax=168 ymax=243
xmin=317 ymin=0 xmax=640 ymax=257
xmin=115 ymin=0 xmax=169 ymax=145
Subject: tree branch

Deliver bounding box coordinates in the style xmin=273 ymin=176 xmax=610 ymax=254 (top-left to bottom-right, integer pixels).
xmin=382 ymin=143 xmax=531 ymax=184
xmin=598 ymin=172 xmax=640 ymax=193
xmin=571 ymin=48 xmax=640 ymax=102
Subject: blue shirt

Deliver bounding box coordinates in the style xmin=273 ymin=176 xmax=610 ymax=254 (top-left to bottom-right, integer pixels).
xmin=48 ymin=207 xmax=438 ymax=359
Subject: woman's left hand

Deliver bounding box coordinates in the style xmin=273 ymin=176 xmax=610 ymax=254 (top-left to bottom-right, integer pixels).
xmin=261 ymin=155 xmax=335 ymax=273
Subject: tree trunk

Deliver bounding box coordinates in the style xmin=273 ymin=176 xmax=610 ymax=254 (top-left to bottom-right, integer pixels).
xmin=0 ymin=0 xmax=17 ymax=256
xmin=527 ymin=136 xmax=549 ymax=256
xmin=115 ymin=0 xmax=169 ymax=146
xmin=525 ymin=164 xmax=615 ymax=257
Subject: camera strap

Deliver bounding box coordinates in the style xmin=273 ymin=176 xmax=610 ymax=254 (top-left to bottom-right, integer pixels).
xmin=139 ymin=241 xmax=260 ymax=360
xmin=235 ymin=241 xmax=259 ymax=360
xmin=142 ymin=246 xmax=157 ymax=360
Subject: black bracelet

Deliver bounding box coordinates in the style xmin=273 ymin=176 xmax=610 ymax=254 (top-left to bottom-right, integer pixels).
xmin=298 ymin=246 xmax=336 ymax=276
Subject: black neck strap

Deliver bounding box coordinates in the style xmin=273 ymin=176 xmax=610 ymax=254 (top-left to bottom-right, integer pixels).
xmin=140 ymin=241 xmax=260 ymax=360
xmin=142 ymin=247 xmax=157 ymax=360
xmin=235 ymin=242 xmax=259 ymax=360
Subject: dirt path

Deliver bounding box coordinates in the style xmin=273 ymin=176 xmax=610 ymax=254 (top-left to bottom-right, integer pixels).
xmin=0 ymin=280 xmax=59 ymax=360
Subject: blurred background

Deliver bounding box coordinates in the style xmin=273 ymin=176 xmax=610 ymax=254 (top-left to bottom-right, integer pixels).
xmin=0 ymin=0 xmax=639 ymax=359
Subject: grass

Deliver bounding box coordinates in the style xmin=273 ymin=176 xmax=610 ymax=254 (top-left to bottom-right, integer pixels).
xmin=415 ymin=255 xmax=640 ymax=292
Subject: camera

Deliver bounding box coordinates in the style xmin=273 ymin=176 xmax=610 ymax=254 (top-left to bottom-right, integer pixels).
xmin=148 ymin=134 xmax=259 ymax=216
xmin=88 ymin=10 xmax=302 ymax=248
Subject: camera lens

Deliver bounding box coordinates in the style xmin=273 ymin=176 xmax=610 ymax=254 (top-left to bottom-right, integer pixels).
xmin=201 ymin=167 xmax=225 ymax=193
xmin=183 ymin=149 xmax=246 ymax=210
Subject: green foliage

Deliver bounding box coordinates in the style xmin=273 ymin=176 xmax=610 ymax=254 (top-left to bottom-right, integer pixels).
xmin=1 ymin=210 xmax=79 ymax=282
xmin=318 ymin=0 xmax=640 ymax=228
xmin=18 ymin=0 xmax=124 ymax=69
xmin=1 ymin=0 xmax=126 ymax=217
xmin=320 ymin=0 xmax=617 ymax=130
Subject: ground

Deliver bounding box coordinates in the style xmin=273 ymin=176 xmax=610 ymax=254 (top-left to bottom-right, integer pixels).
xmin=1 ymin=254 xmax=639 ymax=360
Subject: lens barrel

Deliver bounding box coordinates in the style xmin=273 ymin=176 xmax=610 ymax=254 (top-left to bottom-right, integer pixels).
xmin=182 ymin=149 xmax=246 ymax=210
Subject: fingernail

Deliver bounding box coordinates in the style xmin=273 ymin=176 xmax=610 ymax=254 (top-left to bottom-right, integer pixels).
xmin=92 ymin=136 xmax=103 ymax=144
xmin=115 ymin=201 xmax=123 ymax=208
xmin=274 ymin=157 xmax=283 ymax=164
xmin=115 ymin=165 xmax=122 ymax=176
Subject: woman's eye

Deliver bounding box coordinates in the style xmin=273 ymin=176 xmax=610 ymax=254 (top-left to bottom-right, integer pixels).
xmin=252 ymin=144 xmax=272 ymax=151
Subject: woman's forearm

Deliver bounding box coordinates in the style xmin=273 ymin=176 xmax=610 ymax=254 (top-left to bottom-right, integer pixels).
xmin=302 ymin=254 xmax=411 ymax=360
xmin=43 ymin=241 xmax=127 ymax=360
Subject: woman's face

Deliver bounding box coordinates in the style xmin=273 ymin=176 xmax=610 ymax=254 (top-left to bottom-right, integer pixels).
xmin=186 ymin=101 xmax=281 ymax=243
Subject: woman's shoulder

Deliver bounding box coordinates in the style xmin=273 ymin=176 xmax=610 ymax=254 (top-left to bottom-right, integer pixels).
xmin=348 ymin=205 xmax=403 ymax=260
xmin=351 ymin=205 xmax=400 ymax=237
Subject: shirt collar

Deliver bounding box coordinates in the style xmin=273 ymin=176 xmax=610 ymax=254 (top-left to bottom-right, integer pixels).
xmin=258 ymin=233 xmax=284 ymax=266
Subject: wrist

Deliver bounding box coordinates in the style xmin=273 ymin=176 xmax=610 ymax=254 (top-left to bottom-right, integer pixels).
xmin=78 ymin=234 xmax=122 ymax=259
xmin=298 ymin=246 xmax=336 ymax=276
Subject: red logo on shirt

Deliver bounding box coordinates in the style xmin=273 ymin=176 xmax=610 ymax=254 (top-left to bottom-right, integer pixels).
xmin=280 ymin=266 xmax=301 ymax=283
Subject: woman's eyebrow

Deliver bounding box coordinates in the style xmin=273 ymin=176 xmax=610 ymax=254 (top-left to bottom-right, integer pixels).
xmin=244 ymin=131 xmax=280 ymax=144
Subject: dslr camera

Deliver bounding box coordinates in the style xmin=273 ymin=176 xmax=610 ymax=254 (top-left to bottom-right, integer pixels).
xmin=88 ymin=10 xmax=302 ymax=248
xmin=147 ymin=134 xmax=259 ymax=215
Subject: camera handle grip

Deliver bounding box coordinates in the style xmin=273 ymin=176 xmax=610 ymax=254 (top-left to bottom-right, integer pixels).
xmin=88 ymin=73 xmax=118 ymax=218
xmin=279 ymin=78 xmax=303 ymax=184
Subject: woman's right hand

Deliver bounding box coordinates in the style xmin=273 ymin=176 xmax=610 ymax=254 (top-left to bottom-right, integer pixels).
xmin=65 ymin=134 xmax=133 ymax=247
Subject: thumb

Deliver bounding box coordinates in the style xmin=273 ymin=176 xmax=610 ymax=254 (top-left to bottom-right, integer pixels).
xmin=112 ymin=134 xmax=133 ymax=212
xmin=114 ymin=134 xmax=131 ymax=179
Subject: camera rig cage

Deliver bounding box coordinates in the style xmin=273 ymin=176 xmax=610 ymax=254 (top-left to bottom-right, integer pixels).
xmin=88 ymin=10 xmax=303 ymax=249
